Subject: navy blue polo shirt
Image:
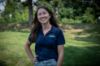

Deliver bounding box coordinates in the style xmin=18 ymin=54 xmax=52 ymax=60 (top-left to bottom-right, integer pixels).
xmin=28 ymin=26 xmax=65 ymax=61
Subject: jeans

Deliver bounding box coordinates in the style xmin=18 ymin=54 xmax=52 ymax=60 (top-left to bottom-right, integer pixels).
xmin=34 ymin=59 xmax=57 ymax=66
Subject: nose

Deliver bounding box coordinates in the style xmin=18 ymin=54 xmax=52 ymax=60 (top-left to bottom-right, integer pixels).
xmin=39 ymin=15 xmax=46 ymax=19
xmin=40 ymin=13 xmax=45 ymax=18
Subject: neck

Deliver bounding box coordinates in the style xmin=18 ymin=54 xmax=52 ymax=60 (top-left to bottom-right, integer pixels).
xmin=41 ymin=22 xmax=51 ymax=30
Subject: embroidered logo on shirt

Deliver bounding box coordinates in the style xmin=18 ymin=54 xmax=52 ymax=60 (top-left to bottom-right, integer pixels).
xmin=48 ymin=35 xmax=56 ymax=38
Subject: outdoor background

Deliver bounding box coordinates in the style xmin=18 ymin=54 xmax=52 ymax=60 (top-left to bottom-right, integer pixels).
xmin=0 ymin=0 xmax=100 ymax=66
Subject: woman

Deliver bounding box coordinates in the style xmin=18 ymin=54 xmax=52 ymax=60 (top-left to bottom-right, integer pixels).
xmin=24 ymin=6 xmax=65 ymax=66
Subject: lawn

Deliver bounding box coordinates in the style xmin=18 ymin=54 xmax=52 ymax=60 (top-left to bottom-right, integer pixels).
xmin=0 ymin=27 xmax=100 ymax=66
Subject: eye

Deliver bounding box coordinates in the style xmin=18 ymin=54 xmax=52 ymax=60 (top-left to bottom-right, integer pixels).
xmin=38 ymin=13 xmax=42 ymax=16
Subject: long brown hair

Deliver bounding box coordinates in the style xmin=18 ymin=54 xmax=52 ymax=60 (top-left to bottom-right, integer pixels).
xmin=31 ymin=6 xmax=59 ymax=42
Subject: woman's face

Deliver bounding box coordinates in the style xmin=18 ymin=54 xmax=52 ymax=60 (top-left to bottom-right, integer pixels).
xmin=37 ymin=8 xmax=50 ymax=24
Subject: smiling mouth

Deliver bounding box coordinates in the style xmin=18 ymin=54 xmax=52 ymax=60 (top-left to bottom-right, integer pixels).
xmin=40 ymin=17 xmax=47 ymax=21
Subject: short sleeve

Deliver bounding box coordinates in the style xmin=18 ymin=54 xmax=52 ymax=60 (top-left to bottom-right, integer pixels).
xmin=28 ymin=33 xmax=34 ymax=44
xmin=56 ymin=29 xmax=65 ymax=45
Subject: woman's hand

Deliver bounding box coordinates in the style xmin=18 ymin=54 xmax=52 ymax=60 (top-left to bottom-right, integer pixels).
xmin=31 ymin=55 xmax=37 ymax=64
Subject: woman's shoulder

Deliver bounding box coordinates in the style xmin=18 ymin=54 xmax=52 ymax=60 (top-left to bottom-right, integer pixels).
xmin=52 ymin=26 xmax=62 ymax=33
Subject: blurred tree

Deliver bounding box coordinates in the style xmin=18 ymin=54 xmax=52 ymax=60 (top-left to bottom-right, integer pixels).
xmin=94 ymin=0 xmax=100 ymax=18
xmin=27 ymin=0 xmax=33 ymax=25
xmin=0 ymin=0 xmax=96 ymax=24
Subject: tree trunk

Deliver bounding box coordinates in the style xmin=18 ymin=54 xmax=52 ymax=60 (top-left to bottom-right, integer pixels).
xmin=28 ymin=0 xmax=33 ymax=26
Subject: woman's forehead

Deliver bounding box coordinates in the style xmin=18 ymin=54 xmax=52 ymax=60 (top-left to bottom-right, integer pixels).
xmin=37 ymin=8 xmax=48 ymax=13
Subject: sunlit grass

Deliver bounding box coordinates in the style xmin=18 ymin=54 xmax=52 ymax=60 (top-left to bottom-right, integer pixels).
xmin=0 ymin=31 xmax=34 ymax=66
xmin=0 ymin=29 xmax=100 ymax=66
xmin=64 ymin=29 xmax=100 ymax=66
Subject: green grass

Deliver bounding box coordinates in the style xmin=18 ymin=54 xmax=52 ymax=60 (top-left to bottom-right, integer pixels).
xmin=0 ymin=31 xmax=35 ymax=66
xmin=0 ymin=28 xmax=100 ymax=66
xmin=63 ymin=29 xmax=100 ymax=66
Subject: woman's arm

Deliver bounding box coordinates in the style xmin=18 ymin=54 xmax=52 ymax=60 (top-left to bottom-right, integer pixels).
xmin=57 ymin=45 xmax=64 ymax=66
xmin=24 ymin=40 xmax=35 ymax=64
